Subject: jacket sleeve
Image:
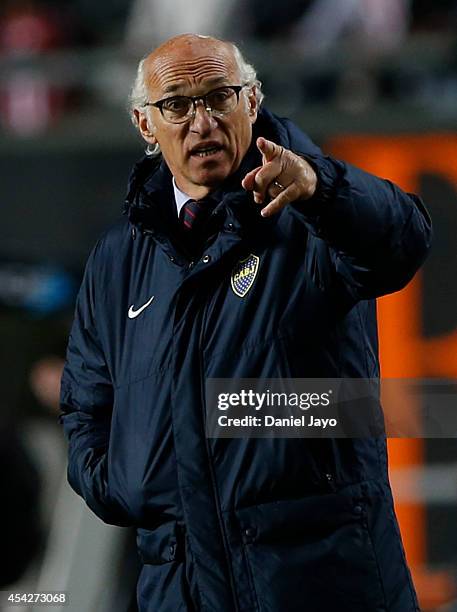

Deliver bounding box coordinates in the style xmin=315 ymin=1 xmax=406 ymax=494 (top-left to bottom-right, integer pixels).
xmin=288 ymin=146 xmax=432 ymax=300
xmin=59 ymin=245 xmax=131 ymax=526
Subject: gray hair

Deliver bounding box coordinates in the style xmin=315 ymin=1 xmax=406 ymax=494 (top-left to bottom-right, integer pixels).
xmin=128 ymin=40 xmax=264 ymax=157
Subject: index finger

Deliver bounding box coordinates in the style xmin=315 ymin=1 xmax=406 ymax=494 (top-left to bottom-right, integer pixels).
xmin=257 ymin=137 xmax=283 ymax=164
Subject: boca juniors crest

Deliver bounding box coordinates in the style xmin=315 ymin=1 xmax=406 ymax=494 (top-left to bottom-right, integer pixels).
xmin=231 ymin=254 xmax=260 ymax=297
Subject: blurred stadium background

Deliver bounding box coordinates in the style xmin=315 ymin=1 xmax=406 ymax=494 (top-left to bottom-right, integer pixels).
xmin=1 ymin=0 xmax=457 ymax=610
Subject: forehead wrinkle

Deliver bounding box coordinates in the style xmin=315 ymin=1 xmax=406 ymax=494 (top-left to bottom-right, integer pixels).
xmin=146 ymin=51 xmax=239 ymax=96
xmin=153 ymin=61 xmax=233 ymax=86
xmin=161 ymin=76 xmax=232 ymax=96
xmin=158 ymin=55 xmax=231 ymax=72
xmin=162 ymin=66 xmax=230 ymax=89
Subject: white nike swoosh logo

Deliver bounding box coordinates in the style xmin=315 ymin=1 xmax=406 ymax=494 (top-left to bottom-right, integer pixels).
xmin=128 ymin=295 xmax=155 ymax=319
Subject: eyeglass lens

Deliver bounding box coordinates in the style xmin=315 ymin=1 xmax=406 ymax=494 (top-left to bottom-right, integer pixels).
xmin=162 ymin=87 xmax=239 ymax=122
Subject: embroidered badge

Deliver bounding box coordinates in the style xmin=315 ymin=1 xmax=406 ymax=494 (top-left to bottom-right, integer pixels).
xmin=231 ymin=254 xmax=260 ymax=297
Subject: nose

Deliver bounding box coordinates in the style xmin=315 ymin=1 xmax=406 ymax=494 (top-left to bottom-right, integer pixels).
xmin=189 ymin=99 xmax=217 ymax=135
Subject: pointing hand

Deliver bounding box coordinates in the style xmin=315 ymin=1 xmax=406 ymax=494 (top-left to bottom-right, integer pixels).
xmin=242 ymin=137 xmax=317 ymax=217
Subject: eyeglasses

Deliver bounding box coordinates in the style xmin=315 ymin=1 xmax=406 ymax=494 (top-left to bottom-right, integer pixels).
xmin=142 ymin=85 xmax=248 ymax=124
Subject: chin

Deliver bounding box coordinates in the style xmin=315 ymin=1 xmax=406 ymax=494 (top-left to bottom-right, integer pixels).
xmin=194 ymin=167 xmax=231 ymax=188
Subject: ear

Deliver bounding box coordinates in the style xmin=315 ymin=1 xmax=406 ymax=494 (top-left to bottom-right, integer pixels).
xmin=134 ymin=109 xmax=157 ymax=146
xmin=247 ymin=87 xmax=258 ymax=124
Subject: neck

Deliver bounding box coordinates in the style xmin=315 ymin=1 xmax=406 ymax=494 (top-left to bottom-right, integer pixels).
xmin=174 ymin=179 xmax=215 ymax=200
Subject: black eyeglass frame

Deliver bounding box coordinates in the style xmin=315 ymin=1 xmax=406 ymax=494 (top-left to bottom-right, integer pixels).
xmin=141 ymin=84 xmax=249 ymax=123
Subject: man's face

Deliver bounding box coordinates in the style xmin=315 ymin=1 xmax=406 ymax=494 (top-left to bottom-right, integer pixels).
xmin=136 ymin=37 xmax=258 ymax=198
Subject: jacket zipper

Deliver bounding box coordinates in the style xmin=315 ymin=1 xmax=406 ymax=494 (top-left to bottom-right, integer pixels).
xmin=198 ymin=289 xmax=241 ymax=612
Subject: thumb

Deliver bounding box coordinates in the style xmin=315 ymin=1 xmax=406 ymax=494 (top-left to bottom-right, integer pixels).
xmin=257 ymin=137 xmax=282 ymax=163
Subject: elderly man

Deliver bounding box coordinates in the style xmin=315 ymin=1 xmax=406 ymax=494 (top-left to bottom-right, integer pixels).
xmin=60 ymin=34 xmax=431 ymax=611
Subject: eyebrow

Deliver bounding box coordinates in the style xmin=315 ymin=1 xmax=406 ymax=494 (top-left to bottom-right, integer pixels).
xmin=161 ymin=76 xmax=230 ymax=95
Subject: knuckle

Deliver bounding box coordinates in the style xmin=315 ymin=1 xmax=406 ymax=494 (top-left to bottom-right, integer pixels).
xmin=254 ymin=175 xmax=264 ymax=190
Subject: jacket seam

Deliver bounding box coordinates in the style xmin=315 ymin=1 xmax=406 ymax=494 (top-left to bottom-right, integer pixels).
xmin=356 ymin=302 xmax=371 ymax=376
xmin=224 ymin=476 xmax=390 ymax=514
xmin=113 ymin=361 xmax=172 ymax=389
xmin=386 ymin=501 xmax=421 ymax=610
xmin=239 ymin=540 xmax=261 ymax=612
xmin=361 ymin=511 xmax=389 ymax=611
xmin=205 ymin=329 xmax=291 ymax=364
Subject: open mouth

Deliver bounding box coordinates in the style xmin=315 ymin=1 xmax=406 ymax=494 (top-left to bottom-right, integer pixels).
xmin=190 ymin=144 xmax=223 ymax=158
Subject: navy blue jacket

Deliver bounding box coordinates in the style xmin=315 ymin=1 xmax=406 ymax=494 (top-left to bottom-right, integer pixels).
xmin=60 ymin=109 xmax=432 ymax=611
